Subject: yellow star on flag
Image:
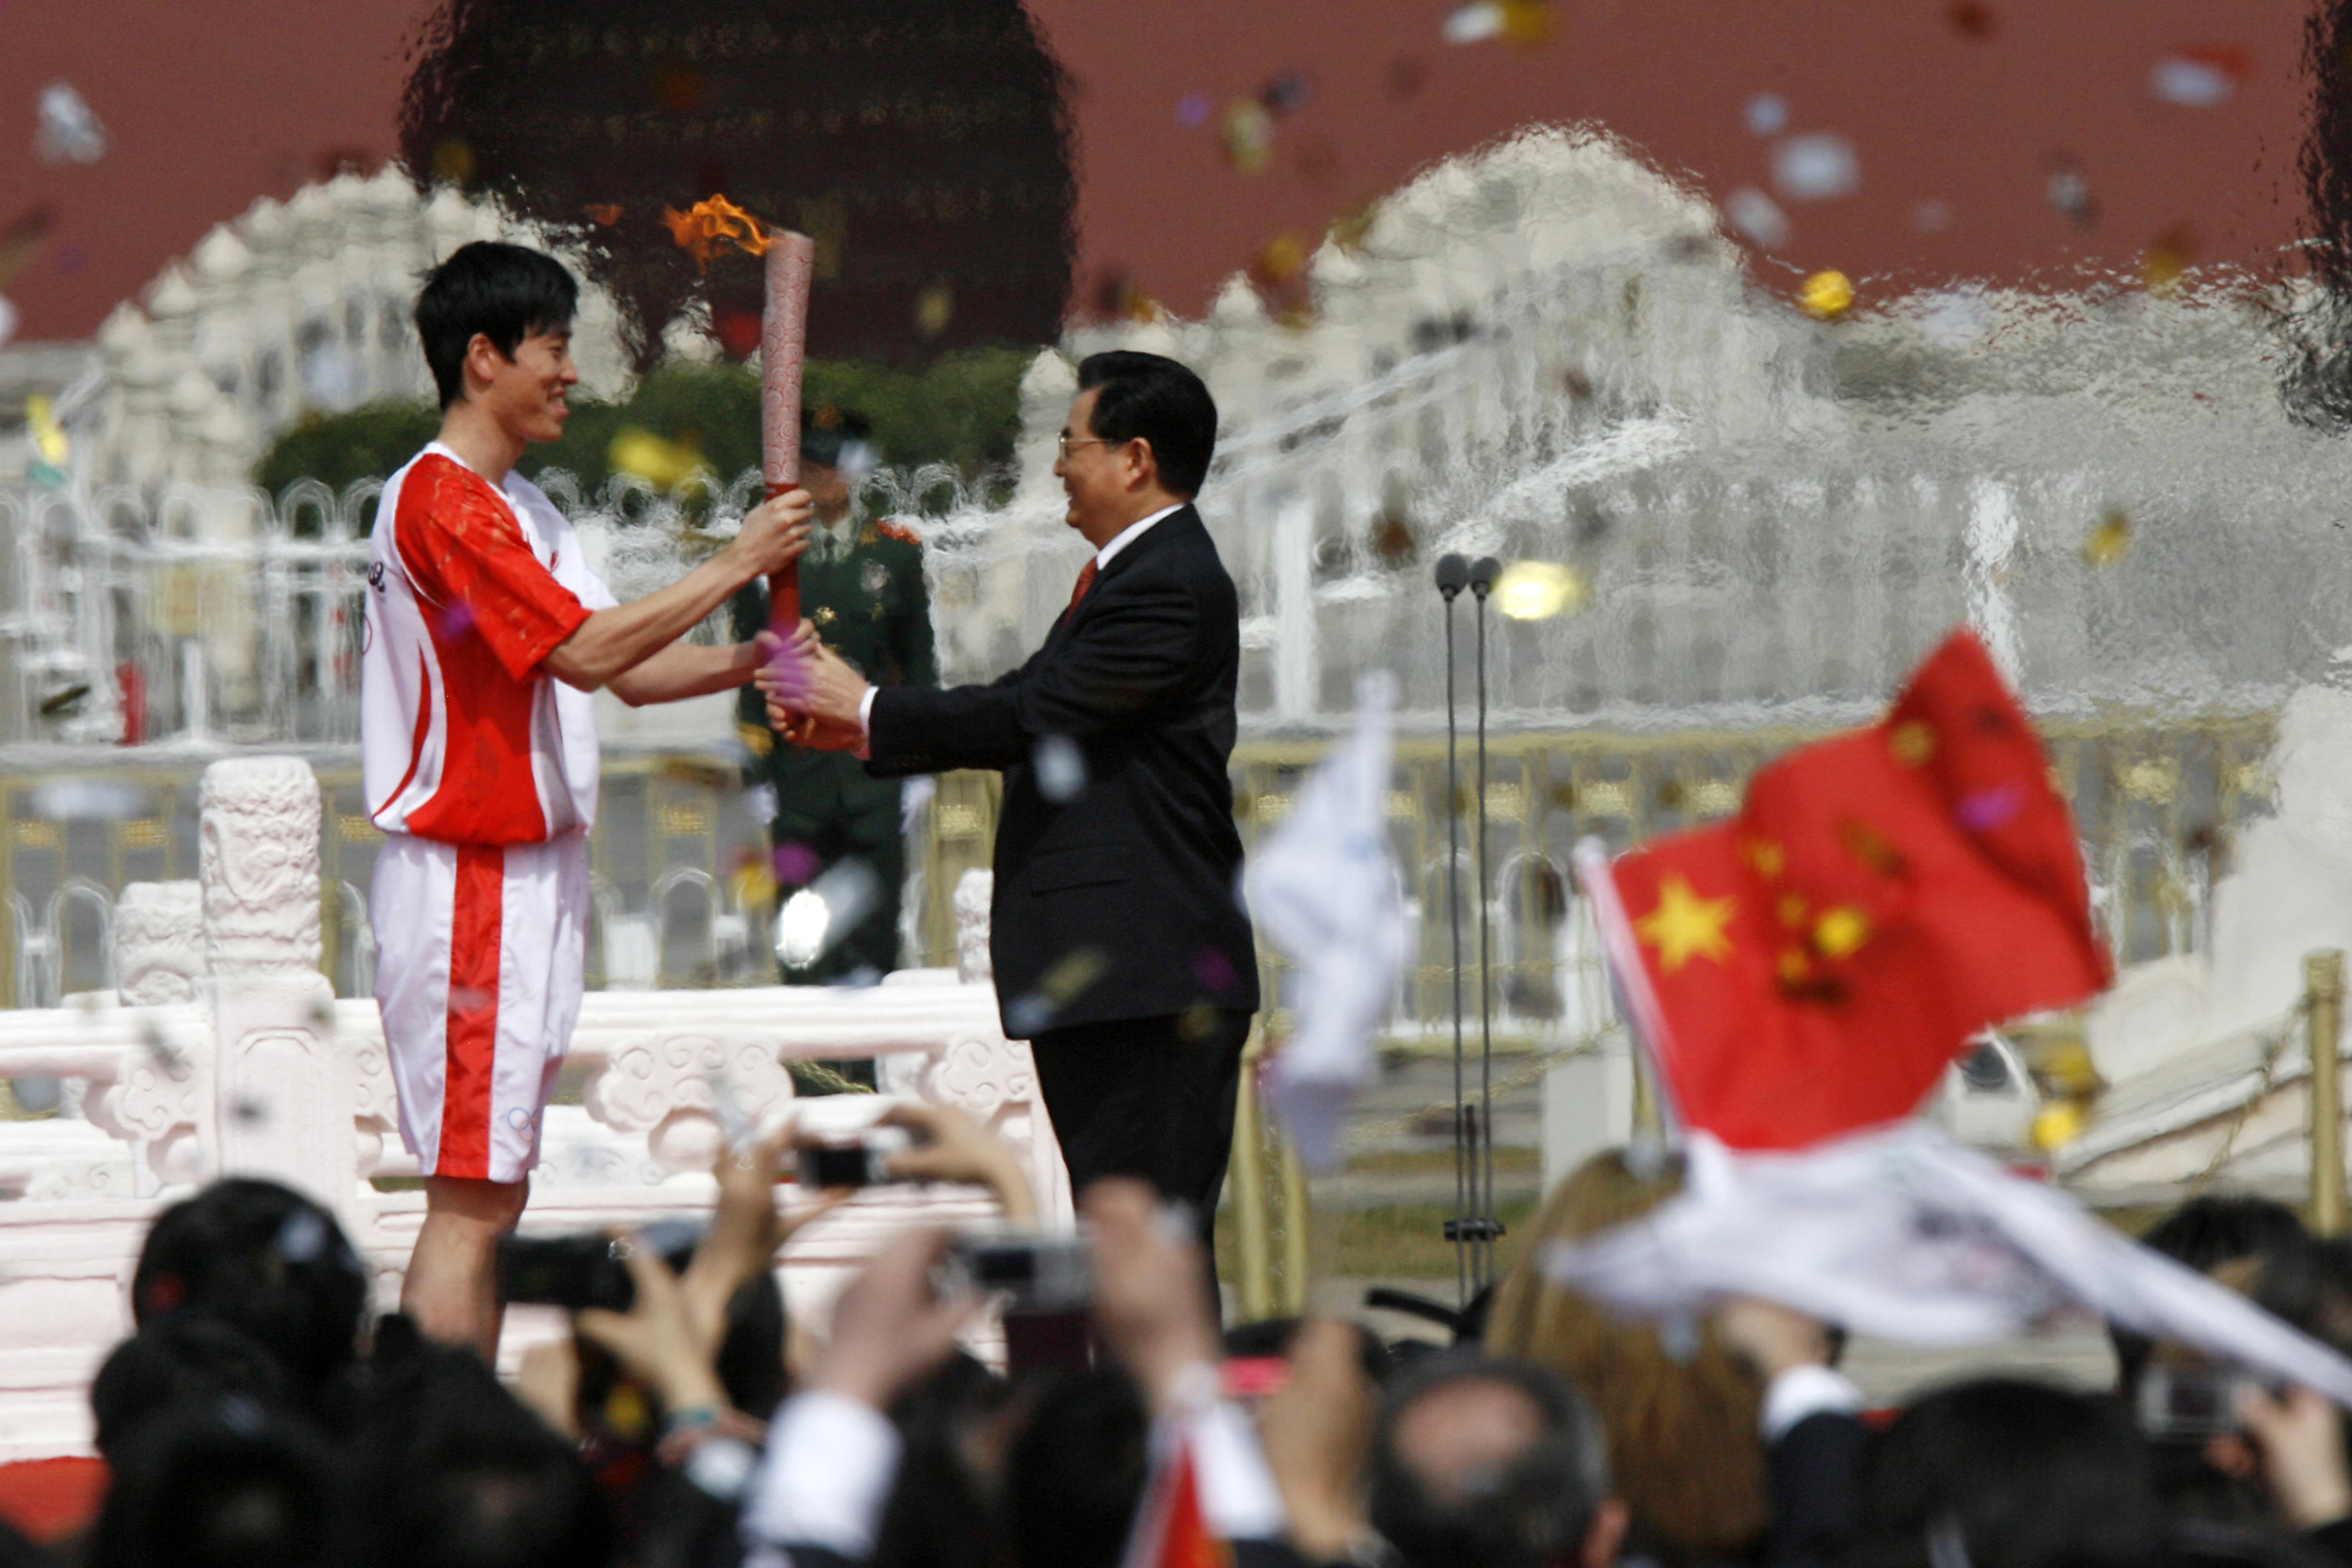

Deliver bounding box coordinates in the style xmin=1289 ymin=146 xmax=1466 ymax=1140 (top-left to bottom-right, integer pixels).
xmin=1636 ymin=875 xmax=1738 ymax=974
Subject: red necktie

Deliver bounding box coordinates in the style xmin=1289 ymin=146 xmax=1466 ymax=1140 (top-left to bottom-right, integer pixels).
xmin=1067 ymin=559 xmax=1098 ymax=614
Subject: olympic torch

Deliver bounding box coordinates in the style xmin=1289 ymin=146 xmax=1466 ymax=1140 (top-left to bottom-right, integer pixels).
xmin=661 ymin=196 xmax=816 ymax=637
xmin=758 ymin=230 xmax=817 ymax=632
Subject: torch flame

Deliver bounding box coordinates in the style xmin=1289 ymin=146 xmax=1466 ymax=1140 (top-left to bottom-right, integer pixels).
xmin=662 ymin=195 xmax=776 ymax=273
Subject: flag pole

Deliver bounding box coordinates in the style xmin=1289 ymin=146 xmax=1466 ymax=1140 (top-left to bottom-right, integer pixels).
xmin=1470 ymin=556 xmax=1502 ymax=1291
xmin=1573 ymin=837 xmax=1685 ymax=1148
xmin=2310 ymin=950 xmax=2346 ymax=1237
xmin=1435 ymin=554 xmax=1470 ymax=1304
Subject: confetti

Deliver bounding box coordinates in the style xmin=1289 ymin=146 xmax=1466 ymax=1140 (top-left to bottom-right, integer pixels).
xmin=25 ymin=779 xmax=149 ymax=820
xmin=2084 ymin=510 xmax=2132 ymax=565
xmin=1442 ymin=2 xmax=1506 ymax=42
xmin=1947 ymin=1 xmax=1998 ymax=40
xmin=663 ymin=194 xmax=776 ymax=272
xmin=1724 ymin=184 xmax=1790 ymax=249
xmin=1220 ymin=100 xmax=1274 ymax=174
xmin=1494 ymin=561 xmax=1588 ymax=620
xmin=2045 ymin=156 xmax=2098 ymax=228
xmin=2150 ymin=45 xmax=2251 ymax=108
xmin=2030 ymin=1101 xmax=2085 ymax=1151
xmin=583 ymin=203 xmax=624 ymax=226
xmin=35 ymin=83 xmax=106 ymax=165
xmin=1773 ymin=133 xmax=1860 ymax=201
xmin=1033 ymin=735 xmax=1087 ymax=802
xmin=774 ymin=859 xmax=879 ymax=968
xmin=608 ymin=426 xmax=705 ymax=489
xmin=1799 ymin=270 xmax=1856 ymax=320
xmin=772 ymin=841 xmax=822 ymax=886
xmin=1176 ymin=91 xmax=1211 ymax=128
xmin=1261 ymin=72 xmax=1313 ymax=116
xmin=24 ymin=394 xmax=66 ymax=467
xmin=1744 ymin=94 xmax=1789 ymax=137
xmin=2142 ymin=224 xmax=2195 ymax=293
xmin=1913 ymin=199 xmax=1954 ymax=233
xmin=431 ymin=137 xmax=474 ymax=185
xmin=1252 ymin=230 xmax=1312 ymax=287
xmin=914 ymin=281 xmax=953 ymax=338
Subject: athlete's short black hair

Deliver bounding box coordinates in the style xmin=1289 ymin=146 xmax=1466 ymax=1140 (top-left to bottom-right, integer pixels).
xmin=1074 ymin=351 xmax=1216 ymax=498
xmin=413 ymin=241 xmax=578 ymax=409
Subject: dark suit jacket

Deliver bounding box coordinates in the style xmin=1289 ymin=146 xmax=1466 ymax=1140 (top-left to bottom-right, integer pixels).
xmin=866 ymin=505 xmax=1261 ymax=1036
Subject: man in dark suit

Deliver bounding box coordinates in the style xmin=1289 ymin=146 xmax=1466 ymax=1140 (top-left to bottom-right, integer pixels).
xmin=763 ymin=351 xmax=1260 ymax=1259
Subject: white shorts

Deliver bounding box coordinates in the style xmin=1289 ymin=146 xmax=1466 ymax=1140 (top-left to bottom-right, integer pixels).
xmin=371 ymin=832 xmax=589 ymax=1183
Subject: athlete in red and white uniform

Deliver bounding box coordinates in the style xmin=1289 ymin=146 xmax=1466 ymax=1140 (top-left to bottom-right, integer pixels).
xmin=367 ymin=241 xmax=810 ymax=1359
xmin=363 ymin=443 xmax=614 ymax=1183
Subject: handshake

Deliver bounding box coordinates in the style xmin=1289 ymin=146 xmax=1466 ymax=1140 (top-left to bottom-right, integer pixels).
xmin=750 ymin=619 xmax=872 ymax=755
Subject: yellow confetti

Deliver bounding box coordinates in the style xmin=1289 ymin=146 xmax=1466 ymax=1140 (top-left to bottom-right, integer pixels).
xmin=24 ymin=394 xmax=67 ymax=467
xmin=2142 ymin=223 xmax=2195 ymax=295
xmin=1255 ymin=230 xmax=1311 ymax=286
xmin=2084 ymin=510 xmax=2132 ymax=565
xmin=1499 ymin=0 xmax=1553 ymax=44
xmin=1493 ymin=560 xmax=1587 ymax=620
xmin=608 ymin=426 xmax=705 ymax=490
xmin=2030 ymin=1101 xmax=2086 ymax=1151
xmin=1799 ymin=269 xmax=1855 ymax=320
xmin=1221 ymin=101 xmax=1274 ymax=175
xmin=914 ymin=281 xmax=953 ymax=337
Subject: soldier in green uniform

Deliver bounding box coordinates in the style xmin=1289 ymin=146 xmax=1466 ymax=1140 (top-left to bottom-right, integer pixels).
xmin=731 ymin=407 xmax=936 ymax=983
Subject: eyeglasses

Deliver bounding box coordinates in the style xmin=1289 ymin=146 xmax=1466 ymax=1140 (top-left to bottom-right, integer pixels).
xmin=1057 ymin=434 xmax=1114 ymax=461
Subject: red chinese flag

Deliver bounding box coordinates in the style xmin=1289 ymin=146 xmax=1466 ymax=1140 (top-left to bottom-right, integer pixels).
xmin=1585 ymin=629 xmax=2110 ymax=1151
xmin=1121 ymin=1438 xmax=1230 ymax=1568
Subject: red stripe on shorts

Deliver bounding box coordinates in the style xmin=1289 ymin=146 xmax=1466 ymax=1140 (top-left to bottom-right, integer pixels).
xmin=440 ymin=843 xmax=504 ymax=1179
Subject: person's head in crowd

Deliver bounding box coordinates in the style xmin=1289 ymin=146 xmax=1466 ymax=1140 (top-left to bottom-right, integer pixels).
xmin=1369 ymin=1354 xmax=1627 ymax=1568
xmin=346 ymin=1318 xmax=612 ymax=1568
xmin=1005 ymin=1367 xmax=1152 ymax=1568
xmin=1851 ymin=1378 xmax=2159 ymax=1568
xmin=1487 ymin=1148 xmax=1769 ymax=1564
xmin=131 ymin=1178 xmax=370 ymax=1401
xmin=91 ymin=1313 xmax=299 ymax=1462
xmin=2113 ymin=1196 xmax=2310 ymax=1398
xmin=801 ymin=405 xmax=877 ymax=523
xmin=87 ymin=1394 xmax=341 ymax=1568
xmin=869 ymin=1353 xmax=1011 ymax=1568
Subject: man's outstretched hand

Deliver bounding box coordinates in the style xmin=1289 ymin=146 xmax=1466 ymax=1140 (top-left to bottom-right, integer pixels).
xmin=755 ymin=621 xmax=873 ymax=752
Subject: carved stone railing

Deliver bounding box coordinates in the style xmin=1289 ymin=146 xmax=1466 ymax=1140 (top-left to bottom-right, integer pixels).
xmin=0 ymin=755 xmax=1059 ymax=1461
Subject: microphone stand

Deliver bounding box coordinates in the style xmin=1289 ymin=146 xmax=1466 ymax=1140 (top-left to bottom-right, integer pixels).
xmin=1433 ymin=554 xmax=1470 ymax=1306
xmin=1466 ymin=557 xmax=1503 ymax=1291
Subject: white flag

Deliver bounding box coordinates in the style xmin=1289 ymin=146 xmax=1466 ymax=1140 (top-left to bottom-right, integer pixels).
xmin=1247 ymin=673 xmax=1406 ymax=1170
xmin=1545 ymin=1121 xmax=2352 ymax=1406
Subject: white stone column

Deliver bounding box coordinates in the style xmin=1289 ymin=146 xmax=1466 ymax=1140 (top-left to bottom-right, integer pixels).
xmin=199 ymin=757 xmax=346 ymax=1215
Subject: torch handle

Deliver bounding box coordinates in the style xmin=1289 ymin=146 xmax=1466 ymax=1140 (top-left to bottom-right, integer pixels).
xmin=764 ymin=482 xmax=802 ymax=628
xmin=761 ymin=229 xmax=818 ymax=639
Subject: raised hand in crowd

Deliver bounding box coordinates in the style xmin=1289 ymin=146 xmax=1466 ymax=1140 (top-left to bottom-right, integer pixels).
xmin=876 ymin=1101 xmax=1041 ymax=1224
xmin=683 ymin=1120 xmax=847 ymax=1356
xmin=574 ymin=1231 xmax=735 ymax=1423
xmin=2234 ymin=1382 xmax=2352 ymax=1531
xmin=1258 ymin=1318 xmax=1379 ymax=1563
xmin=807 ymin=1227 xmax=978 ymax=1413
xmin=1083 ymin=1178 xmax=1224 ymax=1410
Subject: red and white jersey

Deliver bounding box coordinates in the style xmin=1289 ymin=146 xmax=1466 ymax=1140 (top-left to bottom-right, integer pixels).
xmin=361 ymin=443 xmax=616 ymax=845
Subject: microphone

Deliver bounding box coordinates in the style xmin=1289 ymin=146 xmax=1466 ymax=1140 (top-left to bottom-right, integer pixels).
xmin=1435 ymin=554 xmax=1470 ymax=601
xmin=1468 ymin=557 xmax=1501 ymax=599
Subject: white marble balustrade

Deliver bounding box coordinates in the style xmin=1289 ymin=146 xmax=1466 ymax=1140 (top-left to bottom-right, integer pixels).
xmin=0 ymin=753 xmax=1062 ymax=1461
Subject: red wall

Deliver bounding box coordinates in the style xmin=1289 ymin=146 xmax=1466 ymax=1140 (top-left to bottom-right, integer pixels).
xmin=0 ymin=0 xmax=2317 ymax=345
